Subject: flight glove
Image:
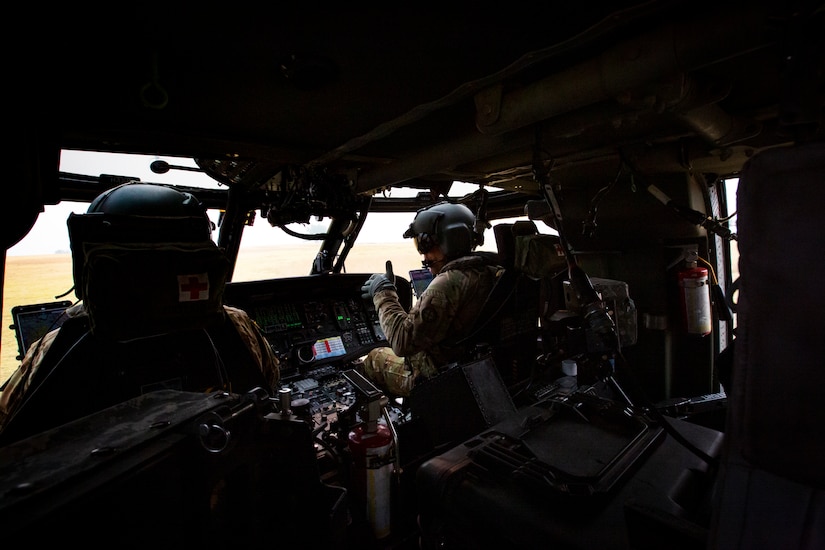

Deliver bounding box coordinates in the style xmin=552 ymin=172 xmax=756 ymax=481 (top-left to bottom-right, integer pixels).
xmin=361 ymin=260 xmax=396 ymax=300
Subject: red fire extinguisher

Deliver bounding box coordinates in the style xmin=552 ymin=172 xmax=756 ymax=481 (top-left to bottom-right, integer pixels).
xmin=348 ymin=416 xmax=394 ymax=539
xmin=678 ymin=264 xmax=712 ymax=336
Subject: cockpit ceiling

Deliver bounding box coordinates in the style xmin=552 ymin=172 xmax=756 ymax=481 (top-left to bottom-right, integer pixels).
xmin=18 ymin=2 xmax=824 ymax=197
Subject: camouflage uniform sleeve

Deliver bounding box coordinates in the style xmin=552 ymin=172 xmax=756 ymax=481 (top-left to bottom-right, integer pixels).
xmin=373 ymin=270 xmax=464 ymax=357
xmin=0 ymin=328 xmax=60 ymax=429
xmin=223 ymin=305 xmax=280 ymax=390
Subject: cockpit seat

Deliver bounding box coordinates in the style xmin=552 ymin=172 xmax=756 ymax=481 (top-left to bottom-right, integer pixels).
xmin=404 ymin=221 xmax=565 ymax=451
xmin=708 ymin=142 xmax=825 ymax=549
xmin=462 ymin=220 xmax=566 ymax=388
xmin=0 ymin=227 xmax=269 ymax=447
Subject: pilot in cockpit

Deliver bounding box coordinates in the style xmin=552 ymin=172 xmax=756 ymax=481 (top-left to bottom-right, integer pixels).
xmin=0 ymin=182 xmax=279 ymax=434
xmin=360 ymin=202 xmax=502 ymax=397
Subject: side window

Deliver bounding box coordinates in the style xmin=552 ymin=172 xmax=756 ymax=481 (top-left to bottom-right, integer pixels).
xmin=725 ymin=178 xmax=739 ymax=331
xmin=726 ymin=178 xmax=739 ymax=283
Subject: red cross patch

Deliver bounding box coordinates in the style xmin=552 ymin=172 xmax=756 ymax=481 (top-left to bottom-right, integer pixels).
xmin=178 ymin=273 xmax=210 ymax=302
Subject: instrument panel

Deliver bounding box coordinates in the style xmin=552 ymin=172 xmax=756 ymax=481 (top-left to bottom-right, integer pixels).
xmin=225 ymin=273 xmax=406 ymax=380
xmin=251 ymin=295 xmax=385 ymax=369
xmin=225 ymin=273 xmax=412 ymax=429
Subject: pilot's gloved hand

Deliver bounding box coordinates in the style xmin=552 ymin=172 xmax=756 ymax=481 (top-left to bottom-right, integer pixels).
xmin=361 ymin=260 xmax=396 ymax=300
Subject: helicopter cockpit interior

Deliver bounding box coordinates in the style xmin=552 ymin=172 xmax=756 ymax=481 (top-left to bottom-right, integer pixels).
xmin=2 ymin=3 xmax=822 ymax=549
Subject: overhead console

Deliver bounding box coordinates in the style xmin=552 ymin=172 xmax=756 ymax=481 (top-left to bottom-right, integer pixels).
xmin=224 ymin=273 xmax=409 ymax=382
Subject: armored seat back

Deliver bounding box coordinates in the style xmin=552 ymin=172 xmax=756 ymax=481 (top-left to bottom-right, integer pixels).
xmin=0 ymin=214 xmax=268 ymax=446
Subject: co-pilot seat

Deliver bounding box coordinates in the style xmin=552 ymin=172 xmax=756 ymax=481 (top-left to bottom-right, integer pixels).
xmin=0 ymin=183 xmax=269 ymax=446
xmin=404 ymin=220 xmax=562 ymax=451
xmin=463 ymin=220 xmax=558 ymax=389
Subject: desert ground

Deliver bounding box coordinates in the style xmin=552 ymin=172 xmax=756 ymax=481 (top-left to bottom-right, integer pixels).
xmin=1 ymin=242 xmax=423 ymax=383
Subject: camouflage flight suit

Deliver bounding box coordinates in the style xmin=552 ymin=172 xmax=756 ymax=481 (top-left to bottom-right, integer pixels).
xmin=0 ymin=303 xmax=279 ymax=431
xmin=364 ymin=254 xmax=502 ymax=396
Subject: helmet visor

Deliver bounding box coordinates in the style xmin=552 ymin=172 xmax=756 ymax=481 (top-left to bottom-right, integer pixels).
xmin=413 ymin=233 xmax=437 ymax=254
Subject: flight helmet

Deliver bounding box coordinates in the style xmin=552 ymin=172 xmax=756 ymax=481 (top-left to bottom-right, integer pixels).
xmin=84 ymin=181 xmax=213 ymax=238
xmin=403 ymin=201 xmax=479 ymax=260
xmin=77 ymin=181 xmax=213 ymax=242
xmin=68 ymin=182 xmax=217 ymax=301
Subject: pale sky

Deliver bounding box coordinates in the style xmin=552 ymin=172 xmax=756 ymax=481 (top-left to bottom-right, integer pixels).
xmin=9 ymin=150 xmax=733 ymax=258
xmin=7 ymin=150 xmax=472 ymax=256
